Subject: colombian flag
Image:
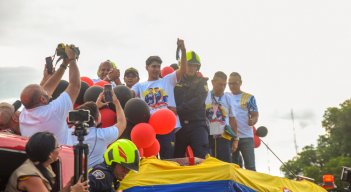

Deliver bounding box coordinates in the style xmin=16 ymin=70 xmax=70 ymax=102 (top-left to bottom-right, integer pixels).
xmin=120 ymin=156 xmax=326 ymax=192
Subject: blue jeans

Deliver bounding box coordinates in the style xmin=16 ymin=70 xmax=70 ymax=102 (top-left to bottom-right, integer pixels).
xmin=209 ymin=136 xmax=232 ymax=163
xmin=232 ymin=138 xmax=256 ymax=171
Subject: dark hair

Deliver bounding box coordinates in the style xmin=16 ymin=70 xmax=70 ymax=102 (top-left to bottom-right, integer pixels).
xmin=213 ymin=71 xmax=227 ymax=81
xmin=26 ymin=132 xmax=56 ymax=188
xmin=77 ymin=101 xmax=99 ymax=127
xmin=146 ymin=56 xmax=162 ymax=66
xmin=229 ymin=72 xmax=242 ymax=81
xmin=170 ymin=63 xmax=179 ymax=70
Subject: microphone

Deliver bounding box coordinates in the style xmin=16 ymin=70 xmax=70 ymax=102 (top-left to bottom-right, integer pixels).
xmin=12 ymin=100 xmax=22 ymax=112
xmin=256 ymin=126 xmax=268 ymax=137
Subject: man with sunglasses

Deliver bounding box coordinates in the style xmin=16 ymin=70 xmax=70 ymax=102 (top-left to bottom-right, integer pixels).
xmin=228 ymin=72 xmax=259 ymax=171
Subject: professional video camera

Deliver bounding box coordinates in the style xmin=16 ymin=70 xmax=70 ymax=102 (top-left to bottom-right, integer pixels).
xmin=56 ymin=43 xmax=80 ymax=60
xmin=68 ymin=109 xmax=90 ymax=183
xmin=45 ymin=43 xmax=80 ymax=75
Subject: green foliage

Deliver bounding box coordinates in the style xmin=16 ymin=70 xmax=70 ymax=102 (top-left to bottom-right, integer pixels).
xmin=281 ymin=99 xmax=351 ymax=188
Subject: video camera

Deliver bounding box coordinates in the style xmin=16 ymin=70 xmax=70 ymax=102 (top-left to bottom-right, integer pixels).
xmin=68 ymin=109 xmax=90 ymax=183
xmin=56 ymin=43 xmax=80 ymax=60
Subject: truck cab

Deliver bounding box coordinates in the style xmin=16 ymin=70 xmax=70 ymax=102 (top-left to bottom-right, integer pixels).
xmin=0 ymin=132 xmax=74 ymax=192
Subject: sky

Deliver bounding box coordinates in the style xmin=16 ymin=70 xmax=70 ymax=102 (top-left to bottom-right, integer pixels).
xmin=1 ymin=0 xmax=351 ymax=177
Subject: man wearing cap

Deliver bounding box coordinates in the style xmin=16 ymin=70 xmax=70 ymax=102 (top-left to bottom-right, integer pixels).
xmin=173 ymin=50 xmax=210 ymax=159
xmin=132 ymin=39 xmax=187 ymax=159
xmin=124 ymin=67 xmax=139 ymax=88
xmin=0 ymin=102 xmax=20 ymax=135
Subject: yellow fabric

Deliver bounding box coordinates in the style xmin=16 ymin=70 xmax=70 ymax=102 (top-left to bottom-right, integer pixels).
xmin=240 ymin=92 xmax=252 ymax=110
xmin=120 ymin=156 xmax=326 ymax=192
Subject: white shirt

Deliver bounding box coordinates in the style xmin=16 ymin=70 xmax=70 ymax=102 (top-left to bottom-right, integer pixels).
xmin=71 ymin=125 xmax=119 ymax=169
xmin=228 ymin=92 xmax=258 ymax=138
xmin=205 ymin=91 xmax=235 ymax=125
xmin=20 ymin=92 xmax=73 ymax=145
xmin=132 ymin=71 xmax=181 ymax=128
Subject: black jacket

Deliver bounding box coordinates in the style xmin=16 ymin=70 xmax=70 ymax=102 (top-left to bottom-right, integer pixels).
xmin=174 ymin=75 xmax=208 ymax=124
xmin=88 ymin=163 xmax=119 ymax=192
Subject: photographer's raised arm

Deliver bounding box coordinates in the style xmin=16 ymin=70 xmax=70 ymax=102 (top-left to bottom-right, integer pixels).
xmin=64 ymin=46 xmax=81 ymax=104
xmin=42 ymin=62 xmax=67 ymax=97
xmin=112 ymin=92 xmax=126 ymax=138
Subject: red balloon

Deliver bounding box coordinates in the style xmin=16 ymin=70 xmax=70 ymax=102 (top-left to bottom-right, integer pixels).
xmin=149 ymin=109 xmax=176 ymax=135
xmin=80 ymin=76 xmax=94 ymax=87
xmin=143 ymin=139 xmax=160 ymax=157
xmin=254 ymin=136 xmax=261 ymax=148
xmin=161 ymin=66 xmax=174 ymax=77
xmin=131 ymin=123 xmax=156 ymax=148
xmin=253 ymin=127 xmax=261 ymax=148
xmin=100 ymin=108 xmax=116 ymax=128
xmin=94 ymin=80 xmax=110 ymax=87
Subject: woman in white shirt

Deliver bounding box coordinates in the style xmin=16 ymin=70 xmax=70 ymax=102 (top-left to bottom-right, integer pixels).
xmin=71 ymin=92 xmax=126 ymax=169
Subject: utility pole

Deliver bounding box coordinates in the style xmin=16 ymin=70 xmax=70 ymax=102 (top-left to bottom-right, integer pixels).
xmin=291 ymin=109 xmax=298 ymax=154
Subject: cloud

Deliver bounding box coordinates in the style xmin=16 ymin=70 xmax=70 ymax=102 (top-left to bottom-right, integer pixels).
xmin=0 ymin=67 xmax=41 ymax=100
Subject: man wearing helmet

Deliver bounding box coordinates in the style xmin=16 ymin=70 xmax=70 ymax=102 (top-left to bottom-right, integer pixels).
xmin=174 ymin=51 xmax=210 ymax=159
xmin=88 ymin=139 xmax=140 ymax=192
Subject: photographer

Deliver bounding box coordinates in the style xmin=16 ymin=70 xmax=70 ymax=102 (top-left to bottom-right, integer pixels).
xmin=19 ymin=45 xmax=81 ymax=145
xmin=5 ymin=132 xmax=88 ymax=192
xmin=71 ymin=92 xmax=126 ymax=169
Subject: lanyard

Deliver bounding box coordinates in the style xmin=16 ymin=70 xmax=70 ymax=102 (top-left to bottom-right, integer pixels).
xmin=211 ymin=91 xmax=223 ymax=105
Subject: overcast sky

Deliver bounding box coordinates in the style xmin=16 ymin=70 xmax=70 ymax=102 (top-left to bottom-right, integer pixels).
xmin=1 ymin=0 xmax=351 ymax=177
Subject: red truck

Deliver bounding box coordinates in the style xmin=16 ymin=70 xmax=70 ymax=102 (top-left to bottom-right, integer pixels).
xmin=0 ymin=132 xmax=74 ymax=192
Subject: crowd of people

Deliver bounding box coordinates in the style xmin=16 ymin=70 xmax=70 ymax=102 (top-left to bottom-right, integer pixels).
xmin=0 ymin=39 xmax=259 ymax=192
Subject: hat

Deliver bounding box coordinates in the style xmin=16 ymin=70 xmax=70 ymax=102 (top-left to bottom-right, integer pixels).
xmin=186 ymin=51 xmax=201 ymax=65
xmin=124 ymin=67 xmax=139 ymax=77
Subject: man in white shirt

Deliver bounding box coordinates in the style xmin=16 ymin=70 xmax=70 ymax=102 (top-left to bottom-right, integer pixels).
xmin=132 ymin=39 xmax=187 ymax=159
xmin=19 ymin=45 xmax=81 ymax=145
xmin=228 ymin=72 xmax=259 ymax=171
xmin=205 ymin=71 xmax=238 ymax=163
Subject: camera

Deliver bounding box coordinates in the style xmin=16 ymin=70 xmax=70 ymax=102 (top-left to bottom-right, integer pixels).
xmin=45 ymin=56 xmax=53 ymax=75
xmin=56 ymin=43 xmax=80 ymax=60
xmin=341 ymin=167 xmax=351 ymax=182
xmin=68 ymin=109 xmax=90 ymax=123
xmin=104 ymin=84 xmax=113 ymax=103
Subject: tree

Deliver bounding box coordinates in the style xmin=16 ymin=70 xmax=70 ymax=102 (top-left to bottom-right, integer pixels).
xmin=281 ymin=99 xmax=351 ymax=189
